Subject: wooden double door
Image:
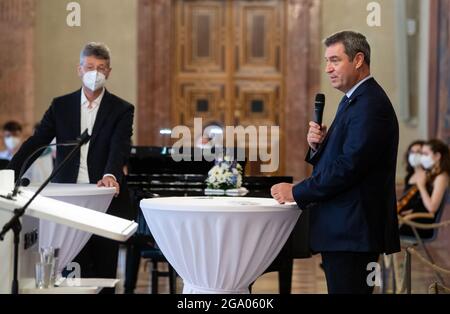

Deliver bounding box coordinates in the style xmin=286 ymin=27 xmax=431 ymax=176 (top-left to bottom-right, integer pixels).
xmin=138 ymin=0 xmax=321 ymax=180
xmin=172 ymin=0 xmax=285 ymax=173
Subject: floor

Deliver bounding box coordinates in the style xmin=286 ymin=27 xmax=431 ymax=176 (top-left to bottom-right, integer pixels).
xmin=115 ymin=205 xmax=450 ymax=294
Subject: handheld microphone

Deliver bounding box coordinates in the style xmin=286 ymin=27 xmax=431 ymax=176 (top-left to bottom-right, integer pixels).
xmin=313 ymin=93 xmax=326 ymax=128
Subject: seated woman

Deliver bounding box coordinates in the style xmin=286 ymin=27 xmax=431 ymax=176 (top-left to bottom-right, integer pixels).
xmin=402 ymin=140 xmax=425 ymax=187
xmin=398 ymin=139 xmax=450 ymax=239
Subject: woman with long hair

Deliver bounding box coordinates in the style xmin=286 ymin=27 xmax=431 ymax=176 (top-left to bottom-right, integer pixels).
xmin=399 ymin=139 xmax=450 ymax=238
xmin=403 ymin=140 xmax=425 ymax=187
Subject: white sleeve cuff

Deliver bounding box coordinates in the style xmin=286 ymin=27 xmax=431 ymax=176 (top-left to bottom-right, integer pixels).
xmin=103 ymin=174 xmax=117 ymax=182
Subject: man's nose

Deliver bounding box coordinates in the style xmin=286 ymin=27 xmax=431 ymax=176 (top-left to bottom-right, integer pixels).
xmin=325 ymin=63 xmax=334 ymax=73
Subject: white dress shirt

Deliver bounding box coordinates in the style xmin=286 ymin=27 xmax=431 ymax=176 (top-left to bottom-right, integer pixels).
xmin=346 ymin=75 xmax=373 ymax=98
xmin=77 ymin=88 xmax=104 ymax=183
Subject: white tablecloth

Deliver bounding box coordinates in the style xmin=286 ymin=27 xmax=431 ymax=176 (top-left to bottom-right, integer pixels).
xmin=25 ymin=184 xmax=115 ymax=273
xmin=140 ymin=197 xmax=301 ymax=294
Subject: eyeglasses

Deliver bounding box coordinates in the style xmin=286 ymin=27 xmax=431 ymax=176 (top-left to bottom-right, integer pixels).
xmin=82 ymin=64 xmax=110 ymax=74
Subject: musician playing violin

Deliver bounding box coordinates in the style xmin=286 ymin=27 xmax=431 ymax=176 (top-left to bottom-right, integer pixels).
xmin=398 ymin=139 xmax=450 ymax=238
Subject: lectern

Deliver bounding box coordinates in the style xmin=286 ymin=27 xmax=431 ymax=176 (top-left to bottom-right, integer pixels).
xmin=0 ymin=170 xmax=138 ymax=294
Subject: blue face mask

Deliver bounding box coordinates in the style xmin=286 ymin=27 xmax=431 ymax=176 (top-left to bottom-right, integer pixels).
xmin=408 ymin=153 xmax=422 ymax=168
xmin=4 ymin=136 xmax=21 ymax=151
xmin=420 ymin=155 xmax=435 ymax=170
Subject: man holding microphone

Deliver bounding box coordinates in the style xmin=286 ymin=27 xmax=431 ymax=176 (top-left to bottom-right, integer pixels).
xmin=271 ymin=31 xmax=400 ymax=294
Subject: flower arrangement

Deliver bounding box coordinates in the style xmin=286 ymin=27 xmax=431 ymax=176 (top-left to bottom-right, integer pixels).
xmin=205 ymin=156 xmax=243 ymax=190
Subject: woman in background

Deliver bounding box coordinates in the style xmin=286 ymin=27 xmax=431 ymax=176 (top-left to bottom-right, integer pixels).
xmin=403 ymin=140 xmax=425 ymax=187
xmin=398 ymin=139 xmax=450 ymax=239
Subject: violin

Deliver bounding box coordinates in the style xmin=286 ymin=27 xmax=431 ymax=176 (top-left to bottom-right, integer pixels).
xmin=397 ymin=185 xmax=418 ymax=213
xmin=397 ymin=171 xmax=435 ymax=213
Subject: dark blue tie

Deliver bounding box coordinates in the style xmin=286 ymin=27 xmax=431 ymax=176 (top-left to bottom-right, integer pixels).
xmin=319 ymin=95 xmax=349 ymax=147
xmin=336 ymin=95 xmax=349 ymax=117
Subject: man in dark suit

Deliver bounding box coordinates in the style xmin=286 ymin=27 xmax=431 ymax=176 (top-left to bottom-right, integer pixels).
xmin=8 ymin=42 xmax=134 ymax=291
xmin=271 ymin=31 xmax=400 ymax=294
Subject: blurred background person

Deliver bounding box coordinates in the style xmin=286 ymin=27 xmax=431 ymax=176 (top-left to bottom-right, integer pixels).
xmin=403 ymin=140 xmax=426 ymax=187
xmin=7 ymin=42 xmax=134 ymax=293
xmin=0 ymin=121 xmax=23 ymax=161
xmin=398 ymin=139 xmax=450 ymax=239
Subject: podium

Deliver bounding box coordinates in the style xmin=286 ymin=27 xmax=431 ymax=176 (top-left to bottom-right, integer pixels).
xmin=0 ymin=171 xmax=138 ymax=294
xmin=26 ymin=183 xmax=118 ymax=275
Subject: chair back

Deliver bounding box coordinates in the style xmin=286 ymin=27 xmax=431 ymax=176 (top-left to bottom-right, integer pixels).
xmin=427 ymin=188 xmax=449 ymax=242
xmin=400 ymin=188 xmax=448 ymax=244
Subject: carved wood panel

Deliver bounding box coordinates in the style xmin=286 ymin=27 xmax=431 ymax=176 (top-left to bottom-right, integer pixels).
xmin=138 ymin=0 xmax=321 ymax=179
xmin=233 ymin=0 xmax=283 ymax=76
xmin=176 ymin=0 xmax=227 ymax=74
xmin=173 ymin=0 xmax=285 ymax=175
xmin=176 ymin=81 xmax=226 ymax=127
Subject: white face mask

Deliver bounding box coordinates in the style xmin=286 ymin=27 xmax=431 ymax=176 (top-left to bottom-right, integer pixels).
xmin=408 ymin=153 xmax=422 ymax=168
xmin=4 ymin=136 xmax=21 ymax=151
xmin=420 ymin=155 xmax=435 ymax=170
xmin=82 ymin=70 xmax=106 ymax=92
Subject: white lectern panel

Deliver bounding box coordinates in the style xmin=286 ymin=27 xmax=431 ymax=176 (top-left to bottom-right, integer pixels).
xmin=1 ymin=191 xmax=137 ymax=241
xmin=0 ymin=170 xmax=137 ymax=294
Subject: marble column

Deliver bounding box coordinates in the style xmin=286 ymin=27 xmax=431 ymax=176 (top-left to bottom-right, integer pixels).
xmin=137 ymin=0 xmax=173 ymax=146
xmin=285 ymin=0 xmax=321 ymax=181
xmin=0 ymin=0 xmax=36 ymax=139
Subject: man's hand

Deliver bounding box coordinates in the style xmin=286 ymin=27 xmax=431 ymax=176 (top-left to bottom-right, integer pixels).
xmin=271 ymin=183 xmax=294 ymax=204
xmin=97 ymin=175 xmax=120 ymax=197
xmin=307 ymin=121 xmax=327 ymax=150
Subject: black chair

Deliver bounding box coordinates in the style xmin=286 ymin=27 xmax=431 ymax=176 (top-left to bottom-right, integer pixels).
xmin=382 ymin=189 xmax=449 ymax=294
xmin=136 ymin=205 xmax=177 ymax=294
xmin=141 ymin=243 xmax=178 ymax=294
xmin=124 ymin=189 xmax=178 ymax=294
xmin=398 ymin=189 xmax=449 ymax=294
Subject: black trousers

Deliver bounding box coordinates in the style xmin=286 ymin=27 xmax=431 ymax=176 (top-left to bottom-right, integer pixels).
xmin=321 ymin=252 xmax=380 ymax=294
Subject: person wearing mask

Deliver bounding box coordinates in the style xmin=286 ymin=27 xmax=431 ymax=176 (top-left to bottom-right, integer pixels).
xmin=404 ymin=140 xmax=426 ymax=186
xmin=8 ymin=42 xmax=134 ymax=293
xmin=398 ymin=139 xmax=450 ymax=238
xmin=0 ymin=121 xmax=23 ymax=161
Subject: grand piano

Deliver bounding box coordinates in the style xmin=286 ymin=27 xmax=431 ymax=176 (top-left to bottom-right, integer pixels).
xmin=124 ymin=146 xmax=310 ymax=294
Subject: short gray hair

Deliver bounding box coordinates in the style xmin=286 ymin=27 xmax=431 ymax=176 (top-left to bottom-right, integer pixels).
xmin=324 ymin=31 xmax=371 ymax=66
xmin=80 ymin=42 xmax=111 ymax=66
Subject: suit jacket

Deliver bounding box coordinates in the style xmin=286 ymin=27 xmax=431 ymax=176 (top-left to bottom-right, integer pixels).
xmin=293 ymin=78 xmax=400 ymax=254
xmin=8 ymin=89 xmax=134 ymax=218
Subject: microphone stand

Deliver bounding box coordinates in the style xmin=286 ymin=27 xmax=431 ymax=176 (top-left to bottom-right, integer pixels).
xmin=0 ymin=130 xmax=90 ymax=294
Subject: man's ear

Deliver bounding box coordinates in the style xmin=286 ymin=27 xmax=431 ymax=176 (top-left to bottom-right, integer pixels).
xmin=105 ymin=68 xmax=112 ymax=80
xmin=354 ymin=52 xmax=365 ymax=69
xmin=77 ymin=64 xmax=83 ymax=78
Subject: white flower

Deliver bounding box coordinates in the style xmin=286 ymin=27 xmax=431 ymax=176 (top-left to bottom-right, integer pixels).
xmin=206 ymin=155 xmax=243 ymax=189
